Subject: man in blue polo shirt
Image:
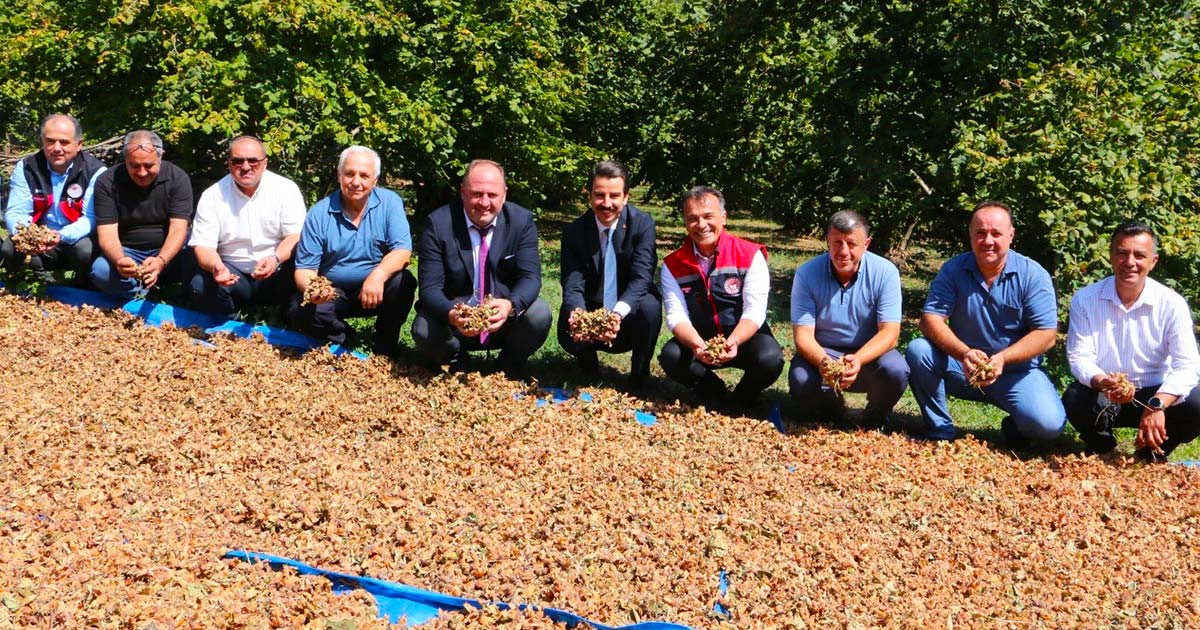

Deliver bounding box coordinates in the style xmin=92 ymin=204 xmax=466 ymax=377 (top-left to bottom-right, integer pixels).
xmin=288 ymin=145 xmax=417 ymax=357
xmin=905 ymin=200 xmax=1065 ymax=446
xmin=789 ymin=211 xmax=908 ymax=430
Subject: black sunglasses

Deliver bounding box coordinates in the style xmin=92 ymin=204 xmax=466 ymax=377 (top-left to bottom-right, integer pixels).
xmin=229 ymin=157 xmax=265 ymax=166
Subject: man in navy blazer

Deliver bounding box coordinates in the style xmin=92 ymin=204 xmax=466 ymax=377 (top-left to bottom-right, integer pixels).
xmin=412 ymin=159 xmax=551 ymax=378
xmin=558 ymin=160 xmax=661 ymax=391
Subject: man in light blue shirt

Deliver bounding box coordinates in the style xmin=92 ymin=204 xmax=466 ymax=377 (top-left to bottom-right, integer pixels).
xmin=289 ymin=145 xmax=416 ymax=357
xmin=905 ymin=201 xmax=1065 ymax=446
xmin=2 ymin=114 xmax=107 ymax=284
xmin=790 ymin=211 xmax=908 ymax=429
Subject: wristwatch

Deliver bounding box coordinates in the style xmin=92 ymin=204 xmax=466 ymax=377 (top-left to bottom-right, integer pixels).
xmin=1147 ymin=396 xmax=1165 ymax=411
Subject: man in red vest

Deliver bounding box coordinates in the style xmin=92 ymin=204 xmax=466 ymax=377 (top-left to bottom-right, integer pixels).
xmin=2 ymin=114 xmax=107 ymax=284
xmin=659 ymin=186 xmax=783 ymax=411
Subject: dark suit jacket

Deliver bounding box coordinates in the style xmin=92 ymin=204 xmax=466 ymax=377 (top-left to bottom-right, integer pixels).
xmin=417 ymin=199 xmax=542 ymax=318
xmin=559 ymin=204 xmax=659 ymax=313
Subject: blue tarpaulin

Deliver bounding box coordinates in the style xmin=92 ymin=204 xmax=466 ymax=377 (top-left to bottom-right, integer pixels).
xmin=44 ymin=286 xmax=367 ymax=357
xmin=224 ymin=550 xmax=692 ymax=629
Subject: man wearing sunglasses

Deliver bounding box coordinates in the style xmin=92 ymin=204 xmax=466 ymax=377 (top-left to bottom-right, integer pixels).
xmin=186 ymin=136 xmax=306 ymax=315
xmin=2 ymin=113 xmax=107 ymax=285
xmin=90 ymin=130 xmax=195 ymax=296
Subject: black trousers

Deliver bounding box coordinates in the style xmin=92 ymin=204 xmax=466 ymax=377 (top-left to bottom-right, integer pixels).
xmin=411 ymin=298 xmax=552 ymax=376
xmin=1063 ymin=381 xmax=1200 ymax=455
xmin=188 ymin=260 xmax=296 ymax=317
xmin=659 ymin=331 xmax=784 ymax=404
xmin=287 ymin=270 xmax=416 ymax=356
xmin=556 ymin=294 xmax=662 ymax=380
xmin=1 ymin=234 xmax=96 ymax=284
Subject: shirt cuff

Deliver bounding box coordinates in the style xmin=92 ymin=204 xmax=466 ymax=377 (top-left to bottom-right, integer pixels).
xmin=613 ymin=301 xmax=631 ymax=319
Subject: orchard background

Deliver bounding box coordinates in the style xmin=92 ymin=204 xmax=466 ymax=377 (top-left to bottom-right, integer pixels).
xmin=3 ymin=0 xmax=1200 ymax=311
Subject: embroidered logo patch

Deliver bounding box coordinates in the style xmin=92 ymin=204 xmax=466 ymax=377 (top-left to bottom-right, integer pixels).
xmin=67 ymin=183 xmax=84 ymax=199
xmin=724 ymin=277 xmax=742 ymax=295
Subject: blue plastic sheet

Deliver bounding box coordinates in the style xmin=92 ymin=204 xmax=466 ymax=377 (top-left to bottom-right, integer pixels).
xmin=224 ymin=550 xmax=691 ymax=629
xmin=522 ymin=386 xmax=657 ymax=426
xmin=43 ymin=286 xmax=366 ymax=358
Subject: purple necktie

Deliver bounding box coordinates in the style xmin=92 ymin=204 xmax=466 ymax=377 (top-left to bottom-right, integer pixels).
xmin=474 ymin=225 xmax=491 ymax=344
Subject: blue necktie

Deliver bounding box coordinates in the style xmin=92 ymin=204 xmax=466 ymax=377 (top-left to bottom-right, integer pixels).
xmin=603 ymin=227 xmax=618 ymax=310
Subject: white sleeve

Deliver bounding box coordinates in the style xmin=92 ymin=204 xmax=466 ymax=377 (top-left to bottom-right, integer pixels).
xmin=738 ymin=250 xmax=769 ymax=327
xmin=279 ymin=179 xmax=307 ymax=236
xmin=188 ymin=187 xmax=221 ymax=249
xmin=661 ymin=265 xmax=691 ymax=332
xmin=1065 ymin=291 xmax=1105 ymax=387
xmin=1160 ymin=292 xmax=1200 ymax=399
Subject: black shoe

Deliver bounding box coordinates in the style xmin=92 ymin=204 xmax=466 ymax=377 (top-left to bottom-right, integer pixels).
xmin=692 ymin=372 xmax=728 ymax=409
xmin=577 ymin=351 xmax=601 ymax=377
xmin=1134 ymin=447 xmax=1169 ymax=464
xmin=624 ymin=372 xmax=652 ymax=397
xmin=448 ymin=352 xmax=474 ymax=374
xmin=1000 ymin=416 xmax=1030 ymax=451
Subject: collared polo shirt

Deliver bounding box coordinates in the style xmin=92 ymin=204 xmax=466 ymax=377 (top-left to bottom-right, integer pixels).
xmin=93 ymin=160 xmax=194 ymax=251
xmin=791 ymin=250 xmax=902 ymax=350
xmin=189 ymin=170 xmax=307 ymax=274
xmin=295 ymin=187 xmax=412 ymax=286
xmin=923 ymin=250 xmax=1058 ymax=369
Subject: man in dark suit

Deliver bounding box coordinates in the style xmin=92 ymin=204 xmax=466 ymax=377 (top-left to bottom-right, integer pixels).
xmin=412 ymin=159 xmax=551 ymax=378
xmin=558 ymin=160 xmax=661 ymax=391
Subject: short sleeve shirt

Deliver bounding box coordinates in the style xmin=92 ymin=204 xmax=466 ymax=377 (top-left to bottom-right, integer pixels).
xmin=189 ymin=170 xmax=307 ymax=274
xmin=93 ymin=161 xmax=194 ymax=251
xmin=923 ymin=250 xmax=1058 ymax=369
xmin=295 ymin=187 xmax=412 ymax=286
xmin=791 ymin=250 xmax=902 ymax=350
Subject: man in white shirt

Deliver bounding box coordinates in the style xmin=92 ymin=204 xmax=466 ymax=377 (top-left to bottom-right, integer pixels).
xmin=187 ymin=136 xmax=307 ymax=315
xmin=658 ymin=185 xmax=783 ymax=410
xmin=1063 ymin=221 xmax=1200 ymax=460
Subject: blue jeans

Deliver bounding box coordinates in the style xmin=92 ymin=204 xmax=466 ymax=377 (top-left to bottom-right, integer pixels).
xmin=905 ymin=337 xmax=1065 ymax=441
xmin=90 ymin=247 xmax=195 ymax=297
xmin=789 ymin=348 xmax=909 ymax=427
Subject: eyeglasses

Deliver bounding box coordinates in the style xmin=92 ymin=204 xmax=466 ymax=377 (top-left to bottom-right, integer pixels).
xmin=129 ymin=143 xmax=161 ymax=154
xmin=229 ymin=157 xmax=265 ymax=166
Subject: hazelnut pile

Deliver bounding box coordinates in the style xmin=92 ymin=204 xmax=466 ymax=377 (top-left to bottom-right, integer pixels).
xmin=1 ymin=294 xmax=1198 ymax=628
xmin=11 ymin=223 xmax=58 ymax=259
xmin=567 ymin=308 xmax=621 ymax=344
xmin=819 ymin=356 xmax=851 ymax=394
xmin=966 ymin=359 xmax=997 ymax=388
xmin=301 ymin=276 xmax=342 ymax=306
xmin=701 ymin=334 xmax=727 ymax=363
xmin=453 ymin=297 xmax=499 ymax=334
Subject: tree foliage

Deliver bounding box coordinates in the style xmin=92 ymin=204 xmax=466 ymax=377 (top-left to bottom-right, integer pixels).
xmin=0 ymin=0 xmax=682 ymax=212
xmin=3 ymin=0 xmax=1200 ymax=306
xmin=635 ymin=1 xmax=1200 ymax=305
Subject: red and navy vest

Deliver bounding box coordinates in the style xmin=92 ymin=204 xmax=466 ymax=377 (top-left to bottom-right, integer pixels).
xmin=663 ymin=231 xmax=768 ymax=339
xmin=23 ymin=151 xmax=106 ymax=225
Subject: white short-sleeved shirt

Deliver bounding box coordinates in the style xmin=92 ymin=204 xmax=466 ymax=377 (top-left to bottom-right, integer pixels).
xmin=189 ymin=170 xmax=307 ymax=274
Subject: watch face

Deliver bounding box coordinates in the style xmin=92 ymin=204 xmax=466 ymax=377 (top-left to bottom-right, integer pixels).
xmin=1149 ymin=397 xmax=1165 ymax=410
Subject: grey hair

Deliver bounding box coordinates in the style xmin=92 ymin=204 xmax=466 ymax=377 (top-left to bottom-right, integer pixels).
xmin=40 ymin=113 xmax=83 ymax=143
xmin=827 ymin=210 xmax=870 ymax=236
xmin=123 ymin=130 xmax=164 ymax=157
xmin=678 ymin=185 xmax=725 ymax=213
xmin=338 ymin=145 xmax=381 ymax=178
